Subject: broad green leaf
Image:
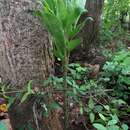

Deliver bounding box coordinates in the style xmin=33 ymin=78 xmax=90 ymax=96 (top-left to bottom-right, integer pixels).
xmin=122 ymin=124 xmax=129 ymax=130
xmin=108 ymin=119 xmax=118 ymax=126
xmin=99 ymin=113 xmax=106 ymax=121
xmin=107 ymin=125 xmax=119 ymax=130
xmin=89 ymin=112 xmax=95 ymax=123
xmin=37 ymin=10 xmax=65 ymax=58
xmin=36 ymin=0 xmax=87 ymax=60
xmin=95 ymin=105 xmax=103 ymax=113
xmin=110 ymin=114 xmax=119 ymax=122
xmin=56 ymin=0 xmax=68 ymax=26
xmin=68 ymin=17 xmax=88 ymax=38
xmin=93 ymin=123 xmax=107 ymax=130
xmin=103 ymin=105 xmax=110 ymax=111
xmin=68 ymin=38 xmax=81 ymax=52
xmin=53 ymin=41 xmax=64 ymax=60
xmin=68 ymin=25 xmax=79 ymax=38
xmin=43 ymin=13 xmax=65 ymax=48
xmin=65 ymin=0 xmax=87 ymax=30
xmin=88 ymin=97 xmax=94 ymax=109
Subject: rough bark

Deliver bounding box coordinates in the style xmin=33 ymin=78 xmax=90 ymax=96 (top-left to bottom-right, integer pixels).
xmin=71 ymin=0 xmax=104 ymax=62
xmin=0 ymin=1 xmax=62 ymax=130
xmin=0 ymin=0 xmax=54 ymax=87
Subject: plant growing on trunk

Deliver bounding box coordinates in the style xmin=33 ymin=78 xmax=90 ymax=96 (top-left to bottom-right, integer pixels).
xmin=36 ymin=0 xmax=87 ymax=129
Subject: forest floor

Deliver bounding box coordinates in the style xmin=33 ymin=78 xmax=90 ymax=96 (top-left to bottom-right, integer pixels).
xmin=54 ymin=38 xmax=130 ymax=130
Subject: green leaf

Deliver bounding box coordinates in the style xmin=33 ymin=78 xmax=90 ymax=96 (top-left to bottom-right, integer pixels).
xmin=110 ymin=114 xmax=119 ymax=122
xmin=88 ymin=97 xmax=94 ymax=109
xmin=37 ymin=10 xmax=65 ymax=58
xmin=36 ymin=0 xmax=87 ymax=61
xmin=93 ymin=123 xmax=107 ymax=130
xmin=122 ymin=124 xmax=129 ymax=130
xmin=65 ymin=0 xmax=87 ymax=29
xmin=27 ymin=80 xmax=34 ymax=94
xmin=107 ymin=125 xmax=119 ymax=130
xmin=20 ymin=80 xmax=34 ymax=103
xmin=89 ymin=112 xmax=95 ymax=123
xmin=20 ymin=93 xmax=29 ymax=103
xmin=99 ymin=113 xmax=106 ymax=121
xmin=56 ymin=0 xmax=68 ymax=24
xmin=108 ymin=119 xmax=118 ymax=126
xmin=67 ymin=16 xmax=88 ymax=38
xmin=103 ymin=105 xmax=110 ymax=111
xmin=95 ymin=105 xmax=103 ymax=113
xmin=68 ymin=38 xmax=81 ymax=52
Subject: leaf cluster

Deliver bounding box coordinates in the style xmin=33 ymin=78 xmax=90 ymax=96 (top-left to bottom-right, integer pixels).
xmin=35 ymin=0 xmax=87 ymax=60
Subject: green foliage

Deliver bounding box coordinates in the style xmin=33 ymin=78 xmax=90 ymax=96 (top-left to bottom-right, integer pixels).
xmin=0 ymin=81 xmax=35 ymax=109
xmin=44 ymin=63 xmax=91 ymax=95
xmin=1 ymin=1 xmax=130 ymax=130
xmin=36 ymin=0 xmax=87 ymax=60
xmin=103 ymin=0 xmax=130 ymax=29
xmin=0 ymin=84 xmax=12 ymax=99
xmin=104 ymin=1 xmax=119 ymax=28
xmin=44 ymin=63 xmax=104 ymax=101
xmin=101 ymin=50 xmax=130 ymax=99
xmin=68 ymin=63 xmax=89 ymax=80
xmin=36 ymin=1 xmax=87 ymax=128
xmin=93 ymin=123 xmax=107 ymax=130
xmin=101 ymin=0 xmax=130 ymax=44
xmin=86 ymin=98 xmax=129 ymax=130
xmin=20 ymin=80 xmax=34 ymax=103
xmin=0 ymin=84 xmax=15 ymax=108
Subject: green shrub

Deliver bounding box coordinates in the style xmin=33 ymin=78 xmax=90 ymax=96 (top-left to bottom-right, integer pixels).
xmin=101 ymin=50 xmax=130 ymax=99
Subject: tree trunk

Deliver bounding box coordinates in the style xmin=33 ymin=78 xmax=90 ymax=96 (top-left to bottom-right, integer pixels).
xmin=71 ymin=0 xmax=104 ymax=62
xmin=0 ymin=0 xmax=62 ymax=130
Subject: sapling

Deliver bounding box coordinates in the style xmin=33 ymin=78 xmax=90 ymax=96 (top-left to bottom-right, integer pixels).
xmin=36 ymin=0 xmax=87 ymax=129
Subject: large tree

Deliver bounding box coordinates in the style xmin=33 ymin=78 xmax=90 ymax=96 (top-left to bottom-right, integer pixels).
xmin=0 ymin=0 xmax=62 ymax=130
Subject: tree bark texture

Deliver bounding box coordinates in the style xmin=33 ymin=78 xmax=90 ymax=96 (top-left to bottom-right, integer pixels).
xmin=0 ymin=0 xmax=54 ymax=87
xmin=0 ymin=1 xmax=62 ymax=130
xmin=71 ymin=0 xmax=104 ymax=62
